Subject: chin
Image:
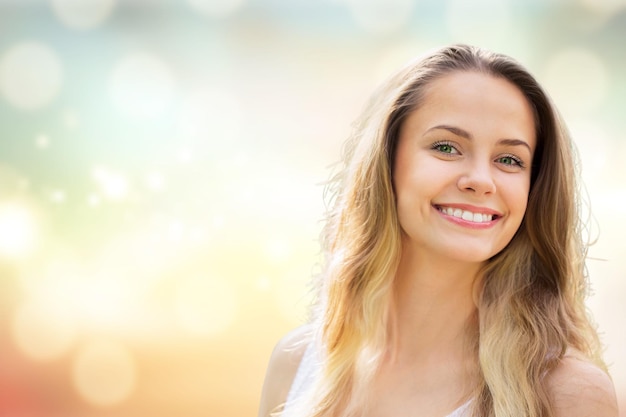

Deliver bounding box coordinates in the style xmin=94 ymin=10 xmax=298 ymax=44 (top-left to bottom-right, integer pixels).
xmin=446 ymin=247 xmax=503 ymax=265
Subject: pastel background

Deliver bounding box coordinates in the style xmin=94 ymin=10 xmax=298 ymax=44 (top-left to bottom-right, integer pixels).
xmin=0 ymin=0 xmax=624 ymax=416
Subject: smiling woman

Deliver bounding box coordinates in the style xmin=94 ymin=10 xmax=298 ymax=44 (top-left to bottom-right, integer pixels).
xmin=258 ymin=45 xmax=618 ymax=417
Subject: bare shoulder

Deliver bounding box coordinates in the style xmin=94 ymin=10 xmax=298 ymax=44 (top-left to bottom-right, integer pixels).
xmin=257 ymin=324 xmax=314 ymax=417
xmin=547 ymin=350 xmax=618 ymax=417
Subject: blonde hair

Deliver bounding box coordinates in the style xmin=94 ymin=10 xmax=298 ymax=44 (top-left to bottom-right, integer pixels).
xmin=302 ymin=44 xmax=605 ymax=417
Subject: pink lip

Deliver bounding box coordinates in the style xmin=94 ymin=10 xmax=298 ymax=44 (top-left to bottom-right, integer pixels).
xmin=432 ymin=203 xmax=502 ymax=229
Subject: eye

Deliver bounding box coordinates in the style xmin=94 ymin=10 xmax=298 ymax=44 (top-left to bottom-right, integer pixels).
xmin=496 ymin=154 xmax=525 ymax=168
xmin=432 ymin=141 xmax=459 ymax=155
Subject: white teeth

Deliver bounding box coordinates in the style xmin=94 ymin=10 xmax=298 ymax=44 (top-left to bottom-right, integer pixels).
xmin=438 ymin=206 xmax=494 ymax=223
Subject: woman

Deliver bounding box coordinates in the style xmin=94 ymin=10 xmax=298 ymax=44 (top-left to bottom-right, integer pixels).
xmin=258 ymin=44 xmax=618 ymax=417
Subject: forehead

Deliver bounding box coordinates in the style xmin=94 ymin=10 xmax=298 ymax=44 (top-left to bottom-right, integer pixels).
xmin=403 ymin=71 xmax=537 ymax=149
xmin=421 ymin=71 xmax=530 ymax=114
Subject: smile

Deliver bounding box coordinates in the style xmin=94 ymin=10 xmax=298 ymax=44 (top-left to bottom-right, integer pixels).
xmin=435 ymin=205 xmax=499 ymax=223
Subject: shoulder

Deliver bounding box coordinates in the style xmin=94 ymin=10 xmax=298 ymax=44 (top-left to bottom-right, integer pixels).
xmin=546 ymin=350 xmax=618 ymax=417
xmin=257 ymin=324 xmax=314 ymax=417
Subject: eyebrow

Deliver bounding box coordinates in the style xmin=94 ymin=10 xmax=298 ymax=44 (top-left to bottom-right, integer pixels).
xmin=426 ymin=124 xmax=532 ymax=152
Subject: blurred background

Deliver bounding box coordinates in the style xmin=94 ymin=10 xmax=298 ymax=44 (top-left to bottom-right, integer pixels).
xmin=0 ymin=0 xmax=624 ymax=415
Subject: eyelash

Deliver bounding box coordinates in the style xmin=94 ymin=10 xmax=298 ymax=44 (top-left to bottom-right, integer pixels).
xmin=431 ymin=142 xmax=526 ymax=169
xmin=496 ymin=154 xmax=525 ymax=168
xmin=431 ymin=141 xmax=458 ymax=155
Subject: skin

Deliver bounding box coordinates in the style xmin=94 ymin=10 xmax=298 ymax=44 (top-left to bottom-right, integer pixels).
xmin=257 ymin=71 xmax=618 ymax=417
xmin=258 ymin=325 xmax=310 ymax=417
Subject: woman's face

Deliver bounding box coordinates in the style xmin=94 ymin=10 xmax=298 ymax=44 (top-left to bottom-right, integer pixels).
xmin=393 ymin=71 xmax=536 ymax=265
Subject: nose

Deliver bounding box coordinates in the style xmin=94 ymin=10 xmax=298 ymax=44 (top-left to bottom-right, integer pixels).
xmin=457 ymin=160 xmax=496 ymax=195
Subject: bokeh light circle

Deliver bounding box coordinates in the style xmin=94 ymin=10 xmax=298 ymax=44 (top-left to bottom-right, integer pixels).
xmin=12 ymin=299 xmax=77 ymax=361
xmin=346 ymin=0 xmax=415 ymax=34
xmin=175 ymin=276 xmax=238 ymax=336
xmin=109 ymin=52 xmax=176 ymax=120
xmin=35 ymin=133 xmax=50 ymax=149
xmin=50 ymin=0 xmax=117 ymax=30
xmin=92 ymin=166 xmax=129 ymax=201
xmin=187 ymin=0 xmax=246 ymax=19
xmin=0 ymin=41 xmax=63 ymax=110
xmin=543 ymin=47 xmax=609 ymax=115
xmin=0 ymin=202 xmax=38 ymax=259
xmin=72 ymin=339 xmax=136 ymax=407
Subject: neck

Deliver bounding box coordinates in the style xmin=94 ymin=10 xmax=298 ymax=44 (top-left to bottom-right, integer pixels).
xmin=386 ymin=242 xmax=483 ymax=363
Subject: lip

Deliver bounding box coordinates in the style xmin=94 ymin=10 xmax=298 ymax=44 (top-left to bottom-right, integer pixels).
xmin=432 ymin=203 xmax=503 ymax=229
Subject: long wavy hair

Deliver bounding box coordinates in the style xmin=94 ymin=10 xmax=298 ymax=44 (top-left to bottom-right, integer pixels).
xmin=300 ymin=44 xmax=605 ymax=417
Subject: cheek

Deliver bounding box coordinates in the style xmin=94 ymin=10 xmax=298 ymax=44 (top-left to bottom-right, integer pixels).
xmin=506 ymin=181 xmax=531 ymax=225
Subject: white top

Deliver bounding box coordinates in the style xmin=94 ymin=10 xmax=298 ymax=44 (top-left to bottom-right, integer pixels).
xmin=283 ymin=343 xmax=472 ymax=417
